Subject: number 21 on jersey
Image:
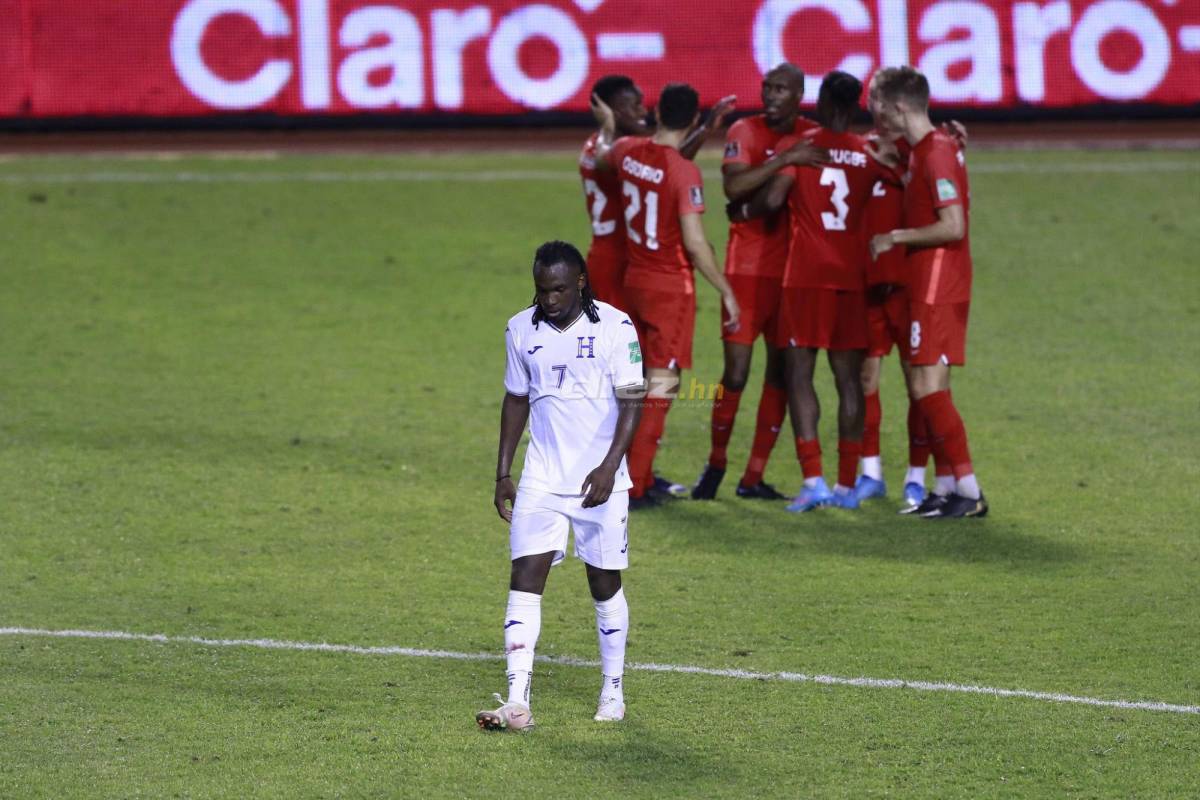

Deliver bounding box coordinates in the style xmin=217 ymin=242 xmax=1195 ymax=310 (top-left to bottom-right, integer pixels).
xmin=622 ymin=181 xmax=659 ymax=250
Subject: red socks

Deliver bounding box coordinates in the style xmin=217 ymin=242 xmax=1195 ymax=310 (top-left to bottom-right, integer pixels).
xmin=629 ymin=397 xmax=673 ymax=497
xmin=907 ymin=398 xmax=931 ymax=469
xmin=863 ymin=391 xmax=882 ymax=459
xmin=706 ymin=387 xmax=742 ymax=469
xmin=740 ymin=383 xmax=787 ymax=487
xmin=917 ymin=390 xmax=973 ymax=479
xmin=837 ymin=440 xmax=861 ymax=489
xmin=794 ymin=437 xmax=822 ymax=480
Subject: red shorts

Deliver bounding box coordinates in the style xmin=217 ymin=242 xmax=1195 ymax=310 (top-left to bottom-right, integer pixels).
xmin=777 ymin=288 xmax=868 ymax=351
xmin=909 ymin=301 xmax=969 ymax=366
xmin=866 ymin=284 xmax=911 ymax=358
xmin=585 ymin=237 xmax=627 ymax=311
xmin=721 ymin=274 xmax=783 ymax=346
xmin=624 ymin=286 xmax=695 ymax=370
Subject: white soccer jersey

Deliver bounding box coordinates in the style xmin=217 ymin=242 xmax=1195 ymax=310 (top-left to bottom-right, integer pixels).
xmin=504 ymin=300 xmax=644 ymax=496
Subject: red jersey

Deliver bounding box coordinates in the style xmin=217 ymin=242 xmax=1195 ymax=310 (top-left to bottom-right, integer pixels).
xmin=779 ymin=128 xmax=889 ymax=291
xmin=903 ymin=130 xmax=972 ymax=304
xmin=723 ymin=115 xmax=818 ymax=278
xmin=610 ymin=137 xmax=706 ymax=293
xmin=863 ymin=131 xmax=907 ymax=287
xmin=579 ymin=132 xmax=628 ymax=248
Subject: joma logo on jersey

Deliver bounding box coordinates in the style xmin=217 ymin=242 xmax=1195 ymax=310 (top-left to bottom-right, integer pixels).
xmin=576 ymin=336 xmax=595 ymax=358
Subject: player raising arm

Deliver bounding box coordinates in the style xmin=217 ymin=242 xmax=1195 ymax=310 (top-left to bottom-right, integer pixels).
xmin=580 ymin=76 xmax=735 ymax=312
xmin=478 ymin=241 xmax=645 ymax=733
xmin=591 ymin=83 xmax=741 ymax=508
xmin=868 ymin=66 xmax=987 ymax=519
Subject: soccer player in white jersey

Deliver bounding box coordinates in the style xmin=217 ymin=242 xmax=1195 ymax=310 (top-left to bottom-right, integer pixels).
xmin=477 ymin=240 xmax=646 ymax=732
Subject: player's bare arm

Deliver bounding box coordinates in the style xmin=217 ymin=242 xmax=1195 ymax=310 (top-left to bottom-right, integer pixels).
xmin=581 ymin=390 xmax=644 ymax=508
xmin=680 ymin=212 xmax=740 ymax=330
xmin=494 ymin=391 xmax=530 ymax=522
xmin=679 ymin=95 xmax=737 ymax=161
xmin=870 ymin=203 xmax=965 ymax=260
xmin=590 ymin=93 xmax=618 ymax=167
xmin=723 ymin=139 xmax=828 ymax=201
xmin=730 ymin=171 xmax=793 ymax=223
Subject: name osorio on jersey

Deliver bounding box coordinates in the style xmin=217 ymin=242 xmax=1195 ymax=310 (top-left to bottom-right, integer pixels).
xmin=503 ymin=300 xmax=644 ymax=495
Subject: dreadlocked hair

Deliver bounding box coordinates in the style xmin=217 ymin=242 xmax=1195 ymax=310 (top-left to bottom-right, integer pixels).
xmin=529 ymin=240 xmax=600 ymax=329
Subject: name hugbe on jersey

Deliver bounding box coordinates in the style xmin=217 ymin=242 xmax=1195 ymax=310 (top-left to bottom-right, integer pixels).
xmin=503 ymin=301 xmax=643 ymax=496
xmin=828 ymin=149 xmax=867 ymax=168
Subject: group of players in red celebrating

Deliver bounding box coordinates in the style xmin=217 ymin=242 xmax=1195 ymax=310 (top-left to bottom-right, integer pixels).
xmin=581 ymin=63 xmax=987 ymax=519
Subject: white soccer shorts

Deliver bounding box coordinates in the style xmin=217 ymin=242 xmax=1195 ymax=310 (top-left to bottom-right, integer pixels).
xmin=509 ymin=487 xmax=629 ymax=570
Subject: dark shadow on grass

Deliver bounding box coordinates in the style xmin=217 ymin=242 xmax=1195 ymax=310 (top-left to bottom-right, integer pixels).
xmin=634 ymin=499 xmax=1082 ymax=571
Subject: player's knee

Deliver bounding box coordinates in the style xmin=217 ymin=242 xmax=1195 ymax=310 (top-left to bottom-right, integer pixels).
xmin=721 ymin=373 xmax=749 ymax=393
xmin=586 ymin=568 xmax=622 ymax=601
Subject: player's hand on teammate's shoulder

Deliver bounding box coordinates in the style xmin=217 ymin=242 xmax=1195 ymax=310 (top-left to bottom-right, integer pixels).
xmin=943 ymin=120 xmax=968 ymax=149
xmin=864 ymin=137 xmax=901 ymax=169
xmin=779 ymin=138 xmax=830 ymax=167
xmin=494 ymin=476 xmax=517 ymax=522
xmin=580 ymin=464 xmax=618 ymax=508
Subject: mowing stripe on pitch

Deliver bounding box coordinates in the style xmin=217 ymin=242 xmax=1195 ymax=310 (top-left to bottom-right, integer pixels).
xmin=0 ymin=161 xmax=1198 ymax=185
xmin=2 ymin=626 xmax=1196 ymax=716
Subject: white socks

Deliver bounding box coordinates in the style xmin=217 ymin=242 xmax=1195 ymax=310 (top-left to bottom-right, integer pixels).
xmin=594 ymin=588 xmax=628 ymax=701
xmin=956 ymin=473 xmax=981 ymax=500
xmin=934 ymin=474 xmax=956 ymax=496
xmin=905 ymin=466 xmax=926 ymax=487
xmin=861 ymin=456 xmax=883 ymax=481
xmin=504 ymin=590 xmax=542 ymax=706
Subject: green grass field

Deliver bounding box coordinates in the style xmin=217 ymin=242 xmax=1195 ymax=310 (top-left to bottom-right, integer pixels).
xmin=2 ymin=147 xmax=1198 ymax=798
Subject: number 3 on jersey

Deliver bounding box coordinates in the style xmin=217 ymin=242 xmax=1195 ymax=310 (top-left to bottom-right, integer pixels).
xmin=583 ymin=179 xmax=615 ymax=236
xmin=819 ymin=167 xmax=850 ymax=231
xmin=622 ymin=181 xmax=659 ymax=250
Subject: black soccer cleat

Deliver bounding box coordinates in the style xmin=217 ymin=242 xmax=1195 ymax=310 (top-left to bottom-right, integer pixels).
xmin=736 ymin=481 xmax=787 ymax=500
xmin=932 ymin=492 xmax=989 ymax=519
xmin=629 ymin=492 xmax=663 ymax=511
xmin=691 ymin=464 xmax=726 ymax=500
xmin=653 ymin=474 xmax=689 ymax=497
xmin=908 ymin=492 xmax=949 ymax=517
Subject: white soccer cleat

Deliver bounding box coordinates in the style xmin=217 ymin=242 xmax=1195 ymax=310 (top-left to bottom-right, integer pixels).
xmin=593 ymin=696 xmax=626 ymax=722
xmin=476 ymin=693 xmax=535 ymax=732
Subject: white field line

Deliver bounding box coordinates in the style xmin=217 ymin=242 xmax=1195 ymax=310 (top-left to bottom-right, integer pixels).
xmin=2 ymin=625 xmax=1197 ymax=717
xmin=0 ymin=160 xmax=1198 ymax=186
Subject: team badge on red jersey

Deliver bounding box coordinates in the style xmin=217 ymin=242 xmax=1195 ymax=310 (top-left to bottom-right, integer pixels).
xmin=724 ymin=140 xmax=740 ymax=158
xmin=690 ymin=186 xmax=704 ymax=206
